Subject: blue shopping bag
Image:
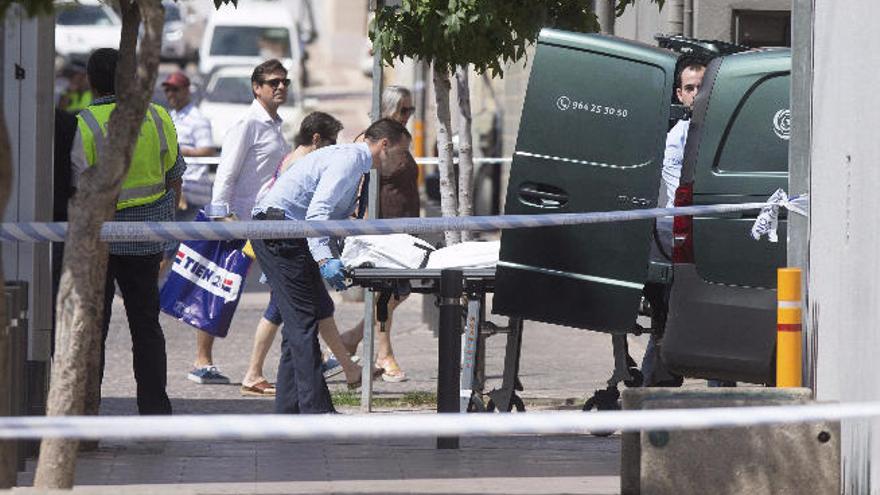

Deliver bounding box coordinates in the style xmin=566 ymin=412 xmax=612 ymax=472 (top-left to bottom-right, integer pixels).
xmin=159 ymin=212 xmax=252 ymax=338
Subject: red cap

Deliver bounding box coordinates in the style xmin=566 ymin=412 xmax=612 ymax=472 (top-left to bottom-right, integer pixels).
xmin=162 ymin=71 xmax=190 ymax=89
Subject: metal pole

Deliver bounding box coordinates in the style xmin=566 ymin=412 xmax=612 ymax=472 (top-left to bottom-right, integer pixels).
xmin=437 ymin=269 xmax=462 ymax=449
xmin=667 ymin=0 xmax=684 ymax=36
xmin=359 ymin=0 xmax=387 ymax=413
xmin=369 ymin=0 xmax=384 ymax=122
xmin=595 ymin=0 xmax=615 ymax=35
xmin=359 ymin=169 xmax=380 ymax=412
xmin=683 ymin=0 xmax=693 ymax=37
xmin=412 ymin=60 xmax=427 ymax=158
xmin=789 ymin=0 xmax=813 ymax=393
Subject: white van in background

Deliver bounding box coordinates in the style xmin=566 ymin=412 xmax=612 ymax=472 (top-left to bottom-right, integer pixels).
xmin=55 ymin=0 xmax=121 ymax=64
xmin=198 ymin=0 xmax=305 ymax=85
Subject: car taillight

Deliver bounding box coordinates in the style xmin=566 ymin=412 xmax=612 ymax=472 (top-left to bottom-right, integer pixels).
xmin=672 ymin=181 xmax=694 ymax=263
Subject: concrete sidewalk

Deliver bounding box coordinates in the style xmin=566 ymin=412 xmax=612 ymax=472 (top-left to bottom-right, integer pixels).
xmin=14 ymin=435 xmax=620 ymax=494
xmin=100 ymin=290 xmax=651 ymax=407
xmin=12 ymin=289 xmax=644 ymax=493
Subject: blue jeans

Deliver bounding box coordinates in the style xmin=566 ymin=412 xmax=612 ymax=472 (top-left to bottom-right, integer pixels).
xmin=252 ymin=236 xmax=335 ymax=414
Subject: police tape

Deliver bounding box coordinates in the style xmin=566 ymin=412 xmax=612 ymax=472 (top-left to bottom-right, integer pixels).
xmin=183 ymin=157 xmax=513 ymax=166
xmin=0 ymin=193 xmax=807 ymax=243
xmin=0 ymin=399 xmax=867 ymax=441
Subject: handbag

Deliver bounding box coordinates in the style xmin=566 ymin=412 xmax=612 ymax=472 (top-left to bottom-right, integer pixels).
xmin=159 ymin=212 xmax=252 ymax=337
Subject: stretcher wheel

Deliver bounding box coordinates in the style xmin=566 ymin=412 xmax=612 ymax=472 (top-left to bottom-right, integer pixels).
xmin=624 ymin=368 xmax=644 ymax=388
xmin=485 ymin=394 xmax=526 ymax=413
xmin=582 ymin=386 xmax=621 ymax=437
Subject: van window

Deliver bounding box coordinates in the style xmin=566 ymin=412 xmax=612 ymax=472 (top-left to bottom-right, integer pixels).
xmin=209 ymin=26 xmax=292 ymax=58
xmin=715 ymin=74 xmax=789 ymax=173
xmin=57 ymin=5 xmax=115 ymax=26
xmin=206 ymin=77 xmax=254 ymax=105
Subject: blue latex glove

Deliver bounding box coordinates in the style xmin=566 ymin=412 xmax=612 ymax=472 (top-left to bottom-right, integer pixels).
xmin=319 ymin=259 xmax=347 ymax=291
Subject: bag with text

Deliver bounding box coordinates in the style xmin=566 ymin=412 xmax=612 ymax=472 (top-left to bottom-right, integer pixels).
xmin=159 ymin=212 xmax=253 ymax=338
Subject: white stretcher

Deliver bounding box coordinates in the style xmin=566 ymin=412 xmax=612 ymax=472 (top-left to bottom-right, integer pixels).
xmin=342 ymin=238 xmax=524 ymax=413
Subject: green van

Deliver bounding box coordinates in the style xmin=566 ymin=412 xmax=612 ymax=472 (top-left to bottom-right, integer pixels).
xmin=493 ymin=29 xmax=790 ymax=386
xmin=661 ymin=49 xmax=791 ymax=385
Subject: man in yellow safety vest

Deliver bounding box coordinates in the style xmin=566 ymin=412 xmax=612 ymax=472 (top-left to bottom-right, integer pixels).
xmin=70 ymin=48 xmax=184 ymax=415
xmin=58 ymin=61 xmax=93 ymax=114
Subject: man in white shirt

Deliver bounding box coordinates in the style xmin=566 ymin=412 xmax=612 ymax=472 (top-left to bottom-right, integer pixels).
xmin=642 ymin=56 xmax=706 ymax=388
xmin=160 ymin=72 xmax=215 ymax=274
xmin=162 ymin=71 xmax=215 ymax=211
xmin=187 ymin=59 xmax=292 ymax=386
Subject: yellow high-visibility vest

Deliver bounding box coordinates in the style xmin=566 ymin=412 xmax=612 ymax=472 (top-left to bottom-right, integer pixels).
xmin=63 ymin=90 xmax=93 ymax=113
xmin=77 ymin=102 xmax=179 ymax=210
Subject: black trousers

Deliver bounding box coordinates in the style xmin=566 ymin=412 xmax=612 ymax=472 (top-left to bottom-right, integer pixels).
xmin=252 ymin=237 xmax=334 ymax=414
xmin=101 ymin=253 xmax=172 ymax=415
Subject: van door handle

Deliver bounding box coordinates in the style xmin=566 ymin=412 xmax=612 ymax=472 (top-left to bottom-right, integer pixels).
xmin=518 ymin=183 xmax=569 ymax=209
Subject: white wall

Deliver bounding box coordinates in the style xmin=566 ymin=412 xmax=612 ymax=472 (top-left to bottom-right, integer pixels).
xmin=810 ymin=1 xmax=880 ymax=492
xmin=2 ymin=7 xmax=54 ymax=361
xmin=695 ymin=0 xmax=789 ymax=41
xmin=311 ymin=0 xmax=368 ymax=68
xmin=614 ymin=1 xmax=665 ymax=44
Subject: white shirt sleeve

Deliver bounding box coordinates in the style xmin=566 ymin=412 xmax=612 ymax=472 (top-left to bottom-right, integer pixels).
xmin=210 ymin=120 xmax=253 ymax=214
xmin=70 ymin=128 xmax=89 ymax=189
xmin=661 ymin=120 xmax=690 ymax=208
xmin=192 ymin=114 xmax=214 ymax=150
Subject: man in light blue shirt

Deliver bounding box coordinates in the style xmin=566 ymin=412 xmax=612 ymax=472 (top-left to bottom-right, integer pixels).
xmin=251 ymin=118 xmax=411 ymax=414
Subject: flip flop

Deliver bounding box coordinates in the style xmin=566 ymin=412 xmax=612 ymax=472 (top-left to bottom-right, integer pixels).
xmin=377 ymin=360 xmax=408 ymax=383
xmin=240 ymin=380 xmax=276 ymax=397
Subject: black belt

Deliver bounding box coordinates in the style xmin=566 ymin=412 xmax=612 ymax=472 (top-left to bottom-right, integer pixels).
xmin=253 ymin=207 xmax=285 ymax=221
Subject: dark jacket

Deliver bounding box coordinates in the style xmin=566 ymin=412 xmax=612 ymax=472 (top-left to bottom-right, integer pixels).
xmin=378 ymin=151 xmax=420 ymax=219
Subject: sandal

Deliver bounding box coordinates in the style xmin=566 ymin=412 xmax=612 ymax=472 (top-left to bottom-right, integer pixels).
xmin=240 ymin=379 xmax=276 ymax=396
xmin=346 ymin=367 xmax=385 ymax=390
xmin=377 ymin=359 xmax=408 ymax=383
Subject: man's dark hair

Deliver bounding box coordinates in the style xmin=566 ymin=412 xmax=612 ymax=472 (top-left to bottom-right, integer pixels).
xmin=674 ymin=54 xmax=709 ymax=89
xmin=363 ymin=118 xmax=411 ymax=146
xmin=87 ymin=48 xmax=119 ymax=96
xmin=294 ymin=112 xmax=343 ymax=147
xmin=251 ymin=59 xmax=288 ymax=86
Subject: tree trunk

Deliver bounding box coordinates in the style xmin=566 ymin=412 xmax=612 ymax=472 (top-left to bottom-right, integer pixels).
xmin=433 ymin=65 xmax=461 ymax=246
xmin=455 ymin=65 xmax=475 ymax=242
xmin=34 ymin=0 xmax=165 ymax=488
xmin=0 ymin=99 xmax=15 ymax=489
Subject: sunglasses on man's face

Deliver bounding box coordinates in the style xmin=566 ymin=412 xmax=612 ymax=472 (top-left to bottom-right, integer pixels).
xmin=261 ymin=78 xmax=291 ymax=89
xmin=400 ymin=106 xmax=416 ymax=116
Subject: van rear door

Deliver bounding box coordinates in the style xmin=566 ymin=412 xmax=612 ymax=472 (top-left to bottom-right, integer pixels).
xmin=493 ymin=30 xmax=676 ymax=331
xmin=687 ymin=50 xmax=791 ymax=289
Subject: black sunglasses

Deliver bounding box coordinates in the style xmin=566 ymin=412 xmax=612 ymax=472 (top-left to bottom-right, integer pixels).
xmin=261 ymin=78 xmax=291 ymax=89
xmin=400 ymin=106 xmax=416 ymax=115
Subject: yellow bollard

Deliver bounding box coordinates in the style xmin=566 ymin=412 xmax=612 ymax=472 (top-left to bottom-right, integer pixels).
xmin=776 ymin=268 xmax=802 ymax=387
xmin=413 ymin=119 xmax=426 ymax=186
